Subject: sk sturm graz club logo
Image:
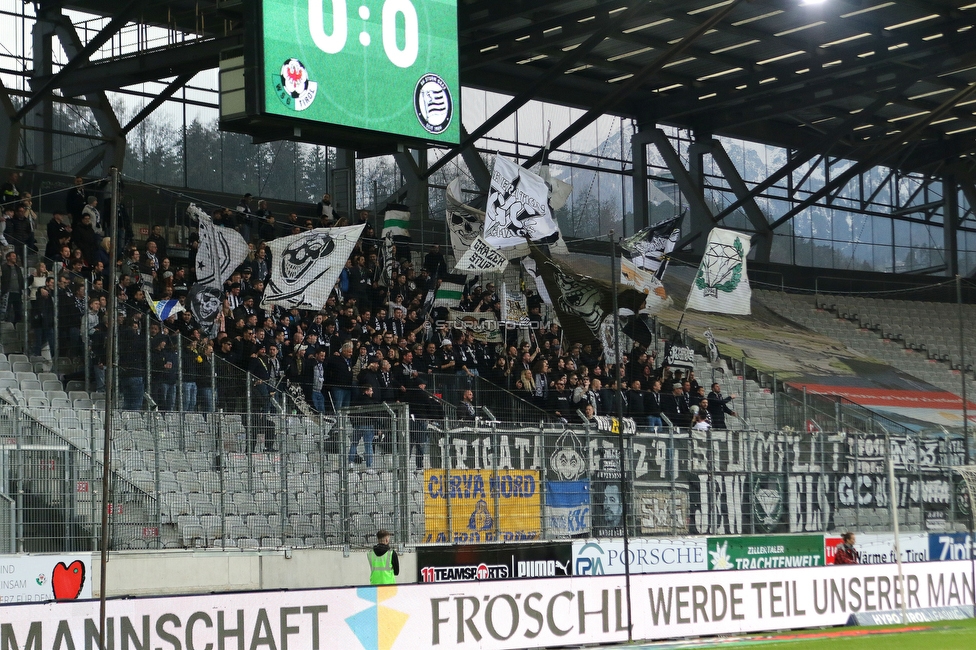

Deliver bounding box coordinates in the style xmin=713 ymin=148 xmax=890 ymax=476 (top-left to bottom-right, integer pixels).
xmin=415 ymin=74 xmax=453 ymax=134
xmin=275 ymin=58 xmax=317 ymax=111
xmin=695 ymin=236 xmax=743 ymax=298
xmin=753 ymin=475 xmax=784 ymax=533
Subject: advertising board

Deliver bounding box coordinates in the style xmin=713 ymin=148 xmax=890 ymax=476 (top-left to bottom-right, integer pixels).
xmin=825 ymin=533 xmax=929 ymax=565
xmin=707 ymin=534 xmax=825 ymax=570
xmin=573 ymin=538 xmax=708 ymax=575
xmin=260 ymin=0 xmax=460 ymax=143
xmin=417 ymin=543 xmax=572 ymax=583
xmin=0 ymin=562 xmax=971 ymax=649
xmin=0 ymin=554 xmax=92 ymax=603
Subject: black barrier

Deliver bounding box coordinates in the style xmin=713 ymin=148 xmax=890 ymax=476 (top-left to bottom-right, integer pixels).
xmin=417 ymin=542 xmax=573 ymax=582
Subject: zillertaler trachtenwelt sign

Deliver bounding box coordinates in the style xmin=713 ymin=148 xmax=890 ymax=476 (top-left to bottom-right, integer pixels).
xmin=0 ymin=561 xmax=970 ymax=648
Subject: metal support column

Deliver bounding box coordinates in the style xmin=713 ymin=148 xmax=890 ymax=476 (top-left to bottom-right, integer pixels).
xmin=629 ymin=127 xmax=652 ymax=237
xmin=650 ymin=129 xmax=714 ymax=256
xmin=945 ymin=176 xmax=959 ymax=278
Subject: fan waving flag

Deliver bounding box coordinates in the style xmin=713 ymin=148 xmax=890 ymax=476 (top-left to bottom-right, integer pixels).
xmin=150 ymin=299 xmax=185 ymax=321
xmin=686 ymin=228 xmax=752 ymax=315
xmin=484 ymin=156 xmax=560 ymax=250
xmin=187 ymin=204 xmax=248 ymax=288
xmin=262 ymin=224 xmax=365 ymax=310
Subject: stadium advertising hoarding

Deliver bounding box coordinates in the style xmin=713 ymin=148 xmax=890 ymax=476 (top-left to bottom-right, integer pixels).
xmin=573 ymin=538 xmax=709 ymax=575
xmin=707 ymin=534 xmax=825 ymax=570
xmin=259 ymin=0 xmax=460 ymax=144
xmin=0 ymin=555 xmax=92 ymax=603
xmin=0 ymin=561 xmax=971 ymax=649
xmin=825 ymin=533 xmax=930 ymax=565
xmin=417 ymin=543 xmax=572 ymax=583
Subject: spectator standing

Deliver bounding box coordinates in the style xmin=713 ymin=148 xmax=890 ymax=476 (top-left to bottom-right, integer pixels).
xmin=834 ymin=532 xmax=859 ymax=565
xmin=348 ymin=384 xmax=378 ymax=473
xmin=66 ymin=177 xmax=87 ymax=222
xmin=327 ymin=342 xmax=355 ymax=410
xmin=0 ymin=251 xmax=23 ymax=325
xmin=706 ymin=383 xmax=736 ymax=429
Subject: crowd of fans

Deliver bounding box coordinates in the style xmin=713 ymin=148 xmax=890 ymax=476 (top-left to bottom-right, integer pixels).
xmin=0 ymin=172 xmax=739 ymax=450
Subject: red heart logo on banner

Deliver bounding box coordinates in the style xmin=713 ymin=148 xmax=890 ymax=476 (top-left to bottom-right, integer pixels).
xmin=52 ymin=560 xmax=85 ymax=600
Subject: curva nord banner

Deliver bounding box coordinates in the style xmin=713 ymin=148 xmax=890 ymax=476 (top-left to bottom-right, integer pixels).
xmin=0 ymin=561 xmax=971 ymax=649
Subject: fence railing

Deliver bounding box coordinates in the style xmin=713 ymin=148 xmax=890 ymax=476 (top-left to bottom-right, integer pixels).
xmin=2 ymin=394 xmax=970 ymax=552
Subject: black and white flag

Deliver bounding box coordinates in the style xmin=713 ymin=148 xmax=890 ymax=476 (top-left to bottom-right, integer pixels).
xmin=187 ymin=204 xmax=248 ymax=288
xmin=620 ymin=215 xmax=681 ymax=280
xmin=186 ymin=203 xmax=248 ymax=337
xmin=446 ymin=177 xmax=485 ymax=260
xmin=528 ymin=245 xmax=644 ymax=347
xmin=262 ymin=224 xmax=365 ymax=310
xmin=484 ymin=156 xmax=560 ymax=250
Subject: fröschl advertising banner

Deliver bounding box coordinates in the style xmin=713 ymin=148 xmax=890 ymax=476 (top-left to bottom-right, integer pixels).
xmin=708 ymin=534 xmax=825 ymax=570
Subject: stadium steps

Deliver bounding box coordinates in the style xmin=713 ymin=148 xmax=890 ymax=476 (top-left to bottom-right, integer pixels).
xmin=755 ymin=289 xmax=976 ymax=402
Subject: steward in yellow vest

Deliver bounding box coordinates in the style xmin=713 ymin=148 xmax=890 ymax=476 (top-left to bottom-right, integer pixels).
xmin=368 ymin=529 xmax=399 ymax=585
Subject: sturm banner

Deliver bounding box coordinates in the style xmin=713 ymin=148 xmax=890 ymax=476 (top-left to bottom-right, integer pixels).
xmin=629 ymin=428 xmax=959 ymax=537
xmin=0 ymin=562 xmax=970 ymax=649
xmin=454 ymin=236 xmax=509 ymax=273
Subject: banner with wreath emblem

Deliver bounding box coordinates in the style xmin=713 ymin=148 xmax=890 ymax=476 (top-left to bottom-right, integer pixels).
xmin=685 ymin=227 xmax=752 ymax=315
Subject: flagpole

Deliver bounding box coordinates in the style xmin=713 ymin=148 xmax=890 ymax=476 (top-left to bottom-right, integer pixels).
xmin=99 ymin=167 xmax=120 ymax=648
xmin=609 ymin=229 xmax=633 ymax=641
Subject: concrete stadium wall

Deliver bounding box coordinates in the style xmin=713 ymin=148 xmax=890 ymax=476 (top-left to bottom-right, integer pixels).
xmin=90 ymin=547 xmax=417 ymax=598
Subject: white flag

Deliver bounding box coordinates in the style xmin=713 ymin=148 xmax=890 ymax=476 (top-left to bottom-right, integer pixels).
xmin=520 ymin=257 xmax=551 ymax=304
xmin=686 ymin=228 xmax=752 ymax=315
xmin=446 ymin=178 xmax=485 ymax=259
xmin=382 ymin=208 xmax=411 ymax=239
xmin=620 ymin=258 xmax=670 ymax=317
xmin=188 ymin=203 xmax=248 ymax=289
xmin=262 ymin=224 xmax=365 ymax=309
xmin=454 ymin=235 xmax=509 ymax=273
xmin=484 ymin=156 xmax=560 ymax=249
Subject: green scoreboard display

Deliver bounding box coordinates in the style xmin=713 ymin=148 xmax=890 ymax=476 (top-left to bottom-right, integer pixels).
xmin=258 ymin=0 xmax=460 ymax=144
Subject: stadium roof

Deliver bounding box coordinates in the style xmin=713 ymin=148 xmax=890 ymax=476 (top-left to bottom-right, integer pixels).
xmin=54 ymin=0 xmax=976 ymax=180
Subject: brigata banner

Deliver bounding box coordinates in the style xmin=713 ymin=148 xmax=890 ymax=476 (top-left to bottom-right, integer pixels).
xmin=417 ymin=543 xmax=572 ymax=583
xmin=707 ymin=534 xmax=825 ymax=570
xmin=0 ymin=562 xmax=972 ymax=648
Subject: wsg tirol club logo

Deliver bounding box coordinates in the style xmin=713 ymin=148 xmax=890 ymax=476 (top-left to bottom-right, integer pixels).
xmin=275 ymin=58 xmax=318 ymax=111
xmin=414 ymin=73 xmax=453 ymax=134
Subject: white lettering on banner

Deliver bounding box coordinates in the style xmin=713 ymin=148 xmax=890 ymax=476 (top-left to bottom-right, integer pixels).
xmin=630 ymin=561 xmax=973 ymax=640
xmin=0 ymin=562 xmax=971 ymax=649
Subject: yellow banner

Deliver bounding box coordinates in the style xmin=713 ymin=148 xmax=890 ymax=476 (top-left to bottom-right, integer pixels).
xmin=423 ymin=469 xmax=541 ymax=544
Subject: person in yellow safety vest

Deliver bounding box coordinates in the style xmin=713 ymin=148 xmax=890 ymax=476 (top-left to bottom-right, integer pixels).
xmin=368 ymin=529 xmax=400 ymax=585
